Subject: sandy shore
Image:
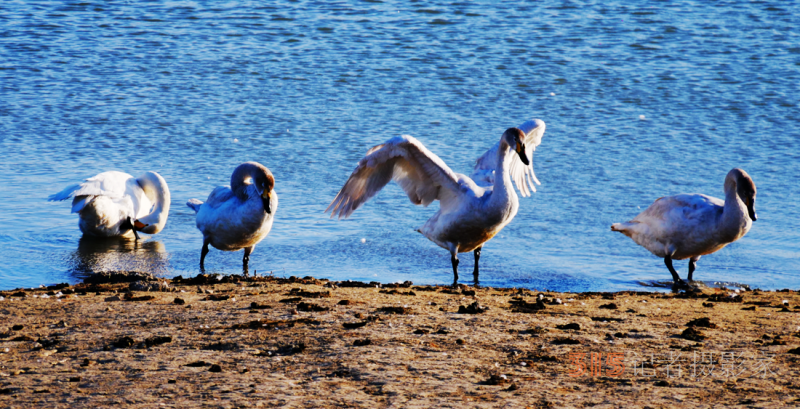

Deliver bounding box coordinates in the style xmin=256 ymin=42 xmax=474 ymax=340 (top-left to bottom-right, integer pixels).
xmin=1 ymin=273 xmax=799 ymax=408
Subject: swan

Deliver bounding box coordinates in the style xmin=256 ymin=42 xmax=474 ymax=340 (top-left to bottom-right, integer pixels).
xmin=611 ymin=168 xmax=757 ymax=288
xmin=326 ymin=118 xmax=546 ymax=286
xmin=48 ymin=171 xmax=171 ymax=240
xmin=187 ymin=162 xmax=277 ymax=272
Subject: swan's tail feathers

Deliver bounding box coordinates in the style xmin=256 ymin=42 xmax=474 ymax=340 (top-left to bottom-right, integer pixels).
xmin=48 ymin=184 xmax=81 ymax=202
xmin=611 ymin=221 xmax=638 ymax=238
xmin=187 ymin=198 xmax=204 ymax=214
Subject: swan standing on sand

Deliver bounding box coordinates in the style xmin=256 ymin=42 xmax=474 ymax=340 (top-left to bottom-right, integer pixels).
xmin=187 ymin=162 xmax=277 ymax=272
xmin=611 ymin=168 xmax=757 ymax=288
xmin=48 ymin=171 xmax=171 ymax=240
xmin=327 ymin=119 xmax=546 ymax=286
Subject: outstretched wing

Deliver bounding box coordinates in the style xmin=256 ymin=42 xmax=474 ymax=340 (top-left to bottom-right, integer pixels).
xmin=326 ymin=135 xmax=465 ymax=219
xmin=471 ymin=118 xmax=546 ymax=196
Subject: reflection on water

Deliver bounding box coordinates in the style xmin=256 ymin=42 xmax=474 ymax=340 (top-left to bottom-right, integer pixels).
xmin=67 ymin=237 xmax=171 ymax=280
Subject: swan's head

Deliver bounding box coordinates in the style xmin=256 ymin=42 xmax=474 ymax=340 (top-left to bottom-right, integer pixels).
xmin=233 ymin=162 xmax=275 ymax=214
xmin=502 ymin=127 xmax=530 ymax=166
xmin=134 ymin=171 xmax=171 ymax=234
xmin=254 ymin=169 xmax=275 ymax=214
xmin=729 ymin=168 xmax=757 ymax=221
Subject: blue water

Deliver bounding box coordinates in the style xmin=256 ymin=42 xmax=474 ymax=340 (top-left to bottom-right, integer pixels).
xmin=1 ymin=1 xmax=798 ymax=292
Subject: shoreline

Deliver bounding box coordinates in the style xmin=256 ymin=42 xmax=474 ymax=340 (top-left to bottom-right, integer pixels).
xmin=1 ymin=273 xmax=799 ymax=407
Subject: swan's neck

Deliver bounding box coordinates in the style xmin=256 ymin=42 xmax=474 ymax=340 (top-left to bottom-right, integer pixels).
xmin=231 ymin=164 xmax=258 ymax=201
xmin=137 ymin=173 xmax=171 ymax=234
xmin=490 ymin=142 xmax=516 ymax=205
xmin=719 ymin=179 xmax=750 ymax=241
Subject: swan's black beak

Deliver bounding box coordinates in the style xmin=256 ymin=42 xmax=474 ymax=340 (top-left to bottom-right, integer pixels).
xmin=515 ymin=141 xmax=530 ymax=166
xmin=747 ymin=199 xmax=757 ymax=222
xmin=262 ymin=189 xmax=272 ymax=214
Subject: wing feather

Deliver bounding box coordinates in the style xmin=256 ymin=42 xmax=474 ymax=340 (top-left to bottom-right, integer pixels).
xmin=326 ymin=135 xmax=463 ymax=219
xmin=472 ymin=118 xmax=546 ymax=196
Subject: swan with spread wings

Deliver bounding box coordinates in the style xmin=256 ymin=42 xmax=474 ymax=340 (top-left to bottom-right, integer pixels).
xmin=327 ymin=119 xmax=546 ymax=286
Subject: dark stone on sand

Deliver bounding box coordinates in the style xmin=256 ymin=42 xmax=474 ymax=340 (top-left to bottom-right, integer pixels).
xmin=654 ymin=380 xmax=670 ymax=387
xmin=68 ymin=377 xmax=81 ymax=382
xmin=11 ymin=325 xmax=23 ymax=331
xmin=336 ymin=280 xmax=382 ymax=288
xmin=140 ymin=336 xmax=172 ymax=348
xmin=123 ymin=292 xmax=156 ymax=302
xmin=274 ymin=343 xmax=306 ymax=355
xmin=287 ymin=288 xmax=332 ymax=298
xmin=203 ymin=342 xmax=240 ymax=351
xmin=83 ymin=271 xmax=156 ymax=284
xmin=787 ymin=347 xmax=800 ymax=355
xmin=552 ymin=337 xmax=581 ymax=345
xmin=249 ymin=301 xmax=271 ymax=309
xmin=338 ymin=300 xmax=352 ymax=305
xmin=112 ymin=336 xmax=136 ymax=349
xmin=681 ymin=327 xmax=706 ymax=341
xmin=208 ymin=364 xmax=223 ymax=372
xmin=590 ymin=317 xmax=625 ymax=322
xmin=556 ymin=323 xmax=581 ymax=331
xmin=509 ymin=298 xmax=546 ymax=313
xmin=481 ymin=374 xmax=510 ymax=386
xmin=686 ymin=317 xmax=717 ymax=328
xmin=185 ymin=361 xmax=210 ymax=367
xmin=703 ymin=302 xmax=714 ymax=308
xmin=353 ymin=339 xmax=372 ymax=347
xmin=599 ymin=303 xmax=618 ymax=310
xmin=343 ymin=321 xmax=368 ymax=329
xmin=380 ymin=289 xmax=417 ymax=296
xmin=378 ymin=306 xmax=413 ymax=314
xmin=279 ymin=297 xmax=302 ymax=303
xmin=202 ymin=294 xmax=230 ymax=301
xmin=457 ymin=302 xmax=488 ymax=314
xmin=296 ymin=302 xmax=329 ymax=312
xmin=706 ymin=293 xmax=743 ymax=303
xmin=413 ymin=329 xmax=430 ymax=334
xmin=456 ymin=339 xmax=465 ymax=345
xmin=174 ymin=297 xmax=186 ymax=305
xmin=382 ymin=281 xmax=413 ymax=289
xmin=462 ymin=290 xmax=476 ymax=296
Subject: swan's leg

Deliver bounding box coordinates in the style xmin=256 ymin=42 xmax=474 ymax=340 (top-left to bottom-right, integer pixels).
xmin=448 ymin=243 xmax=459 ymax=286
xmin=243 ymin=246 xmax=253 ymax=276
xmin=664 ymin=255 xmax=686 ymax=289
xmin=688 ymin=257 xmax=699 ymax=282
xmin=200 ymin=237 xmax=210 ymax=271
xmin=473 ymin=247 xmax=482 ymax=287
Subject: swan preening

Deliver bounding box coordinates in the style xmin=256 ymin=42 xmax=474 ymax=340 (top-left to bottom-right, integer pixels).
xmin=327 ymin=119 xmax=546 ymax=286
xmin=611 ymin=168 xmax=757 ymax=288
xmin=48 ymin=171 xmax=171 ymax=240
xmin=187 ymin=162 xmax=277 ymax=273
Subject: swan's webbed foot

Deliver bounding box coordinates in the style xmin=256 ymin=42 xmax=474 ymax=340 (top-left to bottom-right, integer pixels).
xmin=199 ymin=238 xmax=210 ymax=272
xmin=473 ymin=247 xmax=482 ymax=288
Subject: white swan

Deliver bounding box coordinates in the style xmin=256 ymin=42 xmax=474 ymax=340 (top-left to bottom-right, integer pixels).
xmin=48 ymin=171 xmax=171 ymax=239
xmin=326 ymin=119 xmax=546 ymax=286
xmin=611 ymin=168 xmax=757 ymax=288
xmin=187 ymin=162 xmax=277 ymax=272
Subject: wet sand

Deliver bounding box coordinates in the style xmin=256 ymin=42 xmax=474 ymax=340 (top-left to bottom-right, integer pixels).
xmin=1 ymin=273 xmax=799 ymax=408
